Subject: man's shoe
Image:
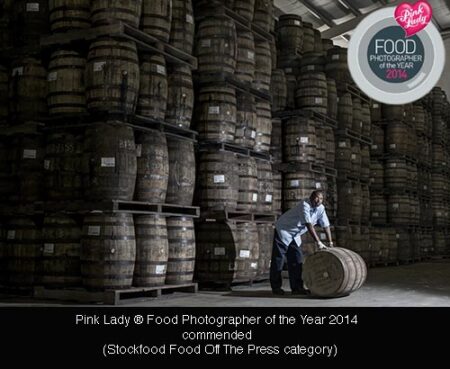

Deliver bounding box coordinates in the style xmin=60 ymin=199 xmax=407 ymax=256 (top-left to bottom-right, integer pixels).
xmin=292 ymin=289 xmax=311 ymax=296
xmin=272 ymin=288 xmax=285 ymax=295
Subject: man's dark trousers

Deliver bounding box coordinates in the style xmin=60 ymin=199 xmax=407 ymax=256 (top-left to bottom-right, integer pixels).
xmin=270 ymin=231 xmax=304 ymax=291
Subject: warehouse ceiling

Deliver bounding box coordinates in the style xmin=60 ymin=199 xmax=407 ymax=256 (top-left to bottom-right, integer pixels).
xmin=274 ymin=0 xmax=450 ymax=47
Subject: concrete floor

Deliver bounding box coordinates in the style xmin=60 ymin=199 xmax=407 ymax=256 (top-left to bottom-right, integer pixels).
xmin=1 ymin=258 xmax=449 ymax=307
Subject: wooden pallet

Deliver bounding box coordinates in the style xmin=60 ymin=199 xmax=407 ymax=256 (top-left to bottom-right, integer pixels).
xmin=273 ymin=162 xmax=337 ymax=177
xmin=44 ymin=200 xmax=200 ymax=217
xmin=40 ymin=21 xmax=197 ymax=69
xmin=336 ymin=128 xmax=372 ymax=145
xmin=198 ymin=141 xmax=272 ymax=162
xmin=199 ymin=208 xmax=278 ymax=223
xmin=273 ymin=109 xmax=338 ymax=129
xmin=0 ymin=122 xmax=45 ymax=136
xmin=33 ymin=283 xmax=198 ymax=305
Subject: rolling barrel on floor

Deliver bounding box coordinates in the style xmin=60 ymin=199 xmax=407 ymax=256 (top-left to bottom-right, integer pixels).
xmin=302 ymin=247 xmax=367 ymax=297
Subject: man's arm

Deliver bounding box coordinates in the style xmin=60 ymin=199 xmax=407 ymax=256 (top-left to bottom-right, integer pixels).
xmin=318 ymin=208 xmax=333 ymax=247
xmin=306 ymin=223 xmax=321 ymax=243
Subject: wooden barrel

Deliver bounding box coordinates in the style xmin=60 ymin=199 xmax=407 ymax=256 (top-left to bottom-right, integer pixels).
xmin=336 ymin=180 xmax=353 ymax=220
xmin=83 ymin=123 xmax=137 ymax=201
xmin=41 ymin=215 xmax=82 ymax=287
xmin=169 ymin=0 xmax=195 ymax=54
xmin=10 ymin=134 xmax=45 ymax=203
xmin=47 ymin=50 xmax=87 ymax=115
xmin=272 ymin=170 xmax=282 ymax=213
xmin=235 ymin=93 xmax=257 ymax=149
xmin=324 ymin=126 xmax=335 ymax=168
xmin=270 ymin=118 xmax=282 ymax=163
xmin=256 ymin=160 xmax=273 ymax=212
xmin=198 ymin=151 xmax=239 ymax=210
xmin=302 ymin=247 xmax=367 ymax=297
xmin=325 ymin=176 xmax=337 ymax=219
xmin=253 ymin=0 xmax=272 ymax=33
xmin=296 ymin=72 xmax=328 ymax=114
xmin=414 ymin=103 xmax=426 ymax=134
xmin=388 ymin=194 xmax=411 ymax=224
xmin=283 ymin=171 xmax=317 ymax=211
xmin=9 ymin=57 xmax=48 ymax=123
xmin=257 ymin=223 xmax=273 ymax=278
xmin=302 ymin=22 xmax=314 ymax=53
xmin=361 ymin=102 xmax=371 ymax=137
xmin=350 ymin=182 xmax=362 ymax=222
xmin=166 ymin=137 xmax=196 ymax=206
xmin=337 ymin=92 xmax=353 ymax=130
xmin=0 ymin=65 xmax=8 ymax=123
xmin=12 ymin=0 xmax=49 ymax=46
xmin=166 ymin=65 xmax=194 ymax=128
xmin=300 ymin=52 xmax=326 ymax=73
xmin=255 ymin=101 xmax=272 ymax=153
xmin=233 ymin=0 xmax=255 ymax=21
xmin=133 ymin=215 xmax=168 ymax=287
xmin=91 ymin=0 xmax=142 ymax=28
xmin=370 ymin=124 xmax=384 ymax=156
xmin=81 ymin=212 xmax=136 ymax=290
xmin=284 ymin=71 xmax=297 ymax=110
xmin=371 ymin=101 xmax=382 ymax=122
xmin=254 ymin=41 xmax=272 ymax=92
xmin=85 ymin=37 xmax=140 ymax=114
xmin=195 ymin=16 xmax=237 ymax=77
xmin=166 ymin=217 xmax=196 ymax=285
xmin=6 ymin=217 xmax=41 ymax=287
xmin=386 ymin=121 xmax=408 ymax=155
xmin=350 ymin=142 xmax=361 ymax=178
xmin=0 ymin=140 xmax=13 ymax=201
xmin=433 ymin=230 xmax=446 ymax=256
xmin=137 ymin=54 xmax=168 ymax=120
xmin=0 ymin=13 xmax=12 ymax=50
xmin=195 ymin=221 xmax=259 ymax=283
xmin=196 ymin=86 xmax=236 ymax=144
xmin=322 ymin=38 xmax=333 ymax=52
xmin=270 ymin=69 xmax=287 ymax=113
xmin=327 ymin=78 xmax=337 ymax=120
xmin=315 ymin=125 xmax=326 ymax=167
xmin=0 ymin=224 xmax=5 ymax=286
xmin=45 ymin=131 xmax=84 ymax=201
xmin=369 ymin=228 xmax=386 ymax=263
xmin=235 ymin=30 xmax=255 ymax=84
xmin=335 ymin=138 xmax=352 ymax=175
xmin=237 ymin=156 xmax=258 ymax=211
xmin=361 ymin=185 xmax=370 ymax=224
xmin=382 ymin=104 xmax=404 ymax=120
xmin=385 ymin=157 xmax=408 ymax=190
xmin=49 ymin=0 xmax=90 ymax=32
xmin=325 ymin=46 xmax=350 ymax=82
xmin=314 ymin=29 xmax=323 ymax=53
xmin=432 ymin=143 xmax=446 ymax=169
xmin=141 ymin=0 xmax=172 ymax=42
xmin=276 ymin=14 xmax=303 ymax=55
xmin=351 ymin=97 xmax=362 ymax=134
xmin=135 ymin=131 xmax=169 ymax=203
xmin=369 ymin=160 xmax=384 ymax=191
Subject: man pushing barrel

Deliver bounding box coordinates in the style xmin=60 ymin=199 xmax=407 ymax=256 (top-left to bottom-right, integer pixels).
xmin=270 ymin=190 xmax=334 ymax=295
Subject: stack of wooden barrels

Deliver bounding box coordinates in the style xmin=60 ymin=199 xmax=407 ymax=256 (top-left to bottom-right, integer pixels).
xmin=0 ymin=0 xmax=202 ymax=291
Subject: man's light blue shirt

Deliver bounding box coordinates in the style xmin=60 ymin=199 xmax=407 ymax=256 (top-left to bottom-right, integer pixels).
xmin=275 ymin=199 xmax=330 ymax=247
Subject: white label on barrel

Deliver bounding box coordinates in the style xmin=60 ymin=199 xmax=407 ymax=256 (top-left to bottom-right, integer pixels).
xmin=390 ymin=144 xmax=396 ymax=149
xmin=315 ymin=97 xmax=323 ymax=104
xmin=155 ymin=65 xmax=166 ymax=75
xmin=247 ymin=51 xmax=255 ymax=60
xmin=294 ymin=20 xmax=301 ymax=26
xmin=392 ymin=203 xmax=399 ymax=209
xmin=320 ymin=233 xmax=326 ymax=240
xmin=265 ymin=194 xmax=272 ymax=202
xmin=7 ymin=230 xmax=15 ymax=240
xmin=101 ymin=157 xmax=115 ymax=167
xmin=44 ymin=160 xmax=51 ymax=170
xmin=214 ymin=175 xmax=225 ymax=184
xmin=424 ymin=185 xmax=428 ymax=190
xmin=347 ymin=189 xmax=352 ymax=194
xmin=351 ymin=154 xmax=356 ymax=160
xmin=12 ymin=67 xmax=24 ymax=77
xmin=252 ymin=193 xmax=258 ymax=202
xmin=412 ymin=116 xmax=416 ymax=121
xmin=437 ymin=212 xmax=442 ymax=216
xmin=23 ymin=149 xmax=37 ymax=159
xmin=26 ymin=3 xmax=39 ymax=11
xmin=251 ymin=262 xmax=258 ymax=269
xmin=396 ymin=234 xmax=400 ymax=239
xmin=88 ymin=226 xmax=101 ymax=236
xmin=44 ymin=243 xmax=55 ymax=254
xmin=201 ymin=39 xmax=211 ymax=48
xmin=209 ymin=106 xmax=220 ymax=115
xmin=372 ymin=212 xmax=379 ymax=217
xmin=300 ymin=137 xmax=309 ymax=144
xmin=323 ymin=272 xmax=330 ymax=278
xmin=372 ymin=144 xmax=378 ymax=150
xmin=155 ymin=265 xmax=165 ymax=274
xmin=136 ymin=144 xmax=142 ymax=158
xmin=239 ymin=250 xmax=250 ymax=258
xmin=186 ymin=14 xmax=194 ymax=24
xmin=47 ymin=72 xmax=58 ymax=81
xmin=370 ymin=178 xmax=375 ymax=183
xmin=336 ymin=97 xmax=340 ymax=102
xmin=93 ymin=62 xmax=106 ymax=72
xmin=389 ymin=163 xmax=397 ymax=168
xmin=251 ymin=130 xmax=256 ymax=139
xmin=214 ymin=247 xmax=226 ymax=256
xmin=285 ymin=68 xmax=293 ymax=73
xmin=338 ymin=141 xmax=347 ymax=148
xmin=403 ymin=111 xmax=406 ymax=117
xmin=315 ymin=182 xmax=321 ymax=189
xmin=307 ymin=65 xmax=315 ymax=71
xmin=290 ymin=180 xmax=300 ymax=187
xmin=332 ymin=55 xmax=340 ymax=61
xmin=360 ymin=121 xmax=363 ymax=128
xmin=235 ymin=128 xmax=244 ymax=137
xmin=373 ymin=103 xmax=379 ymax=108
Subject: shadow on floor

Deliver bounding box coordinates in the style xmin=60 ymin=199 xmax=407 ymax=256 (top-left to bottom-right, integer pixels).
xmin=223 ymin=290 xmax=351 ymax=300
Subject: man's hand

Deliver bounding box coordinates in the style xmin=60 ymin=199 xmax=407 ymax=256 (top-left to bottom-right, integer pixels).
xmin=317 ymin=241 xmax=328 ymax=250
xmin=328 ymin=242 xmax=334 ymax=248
